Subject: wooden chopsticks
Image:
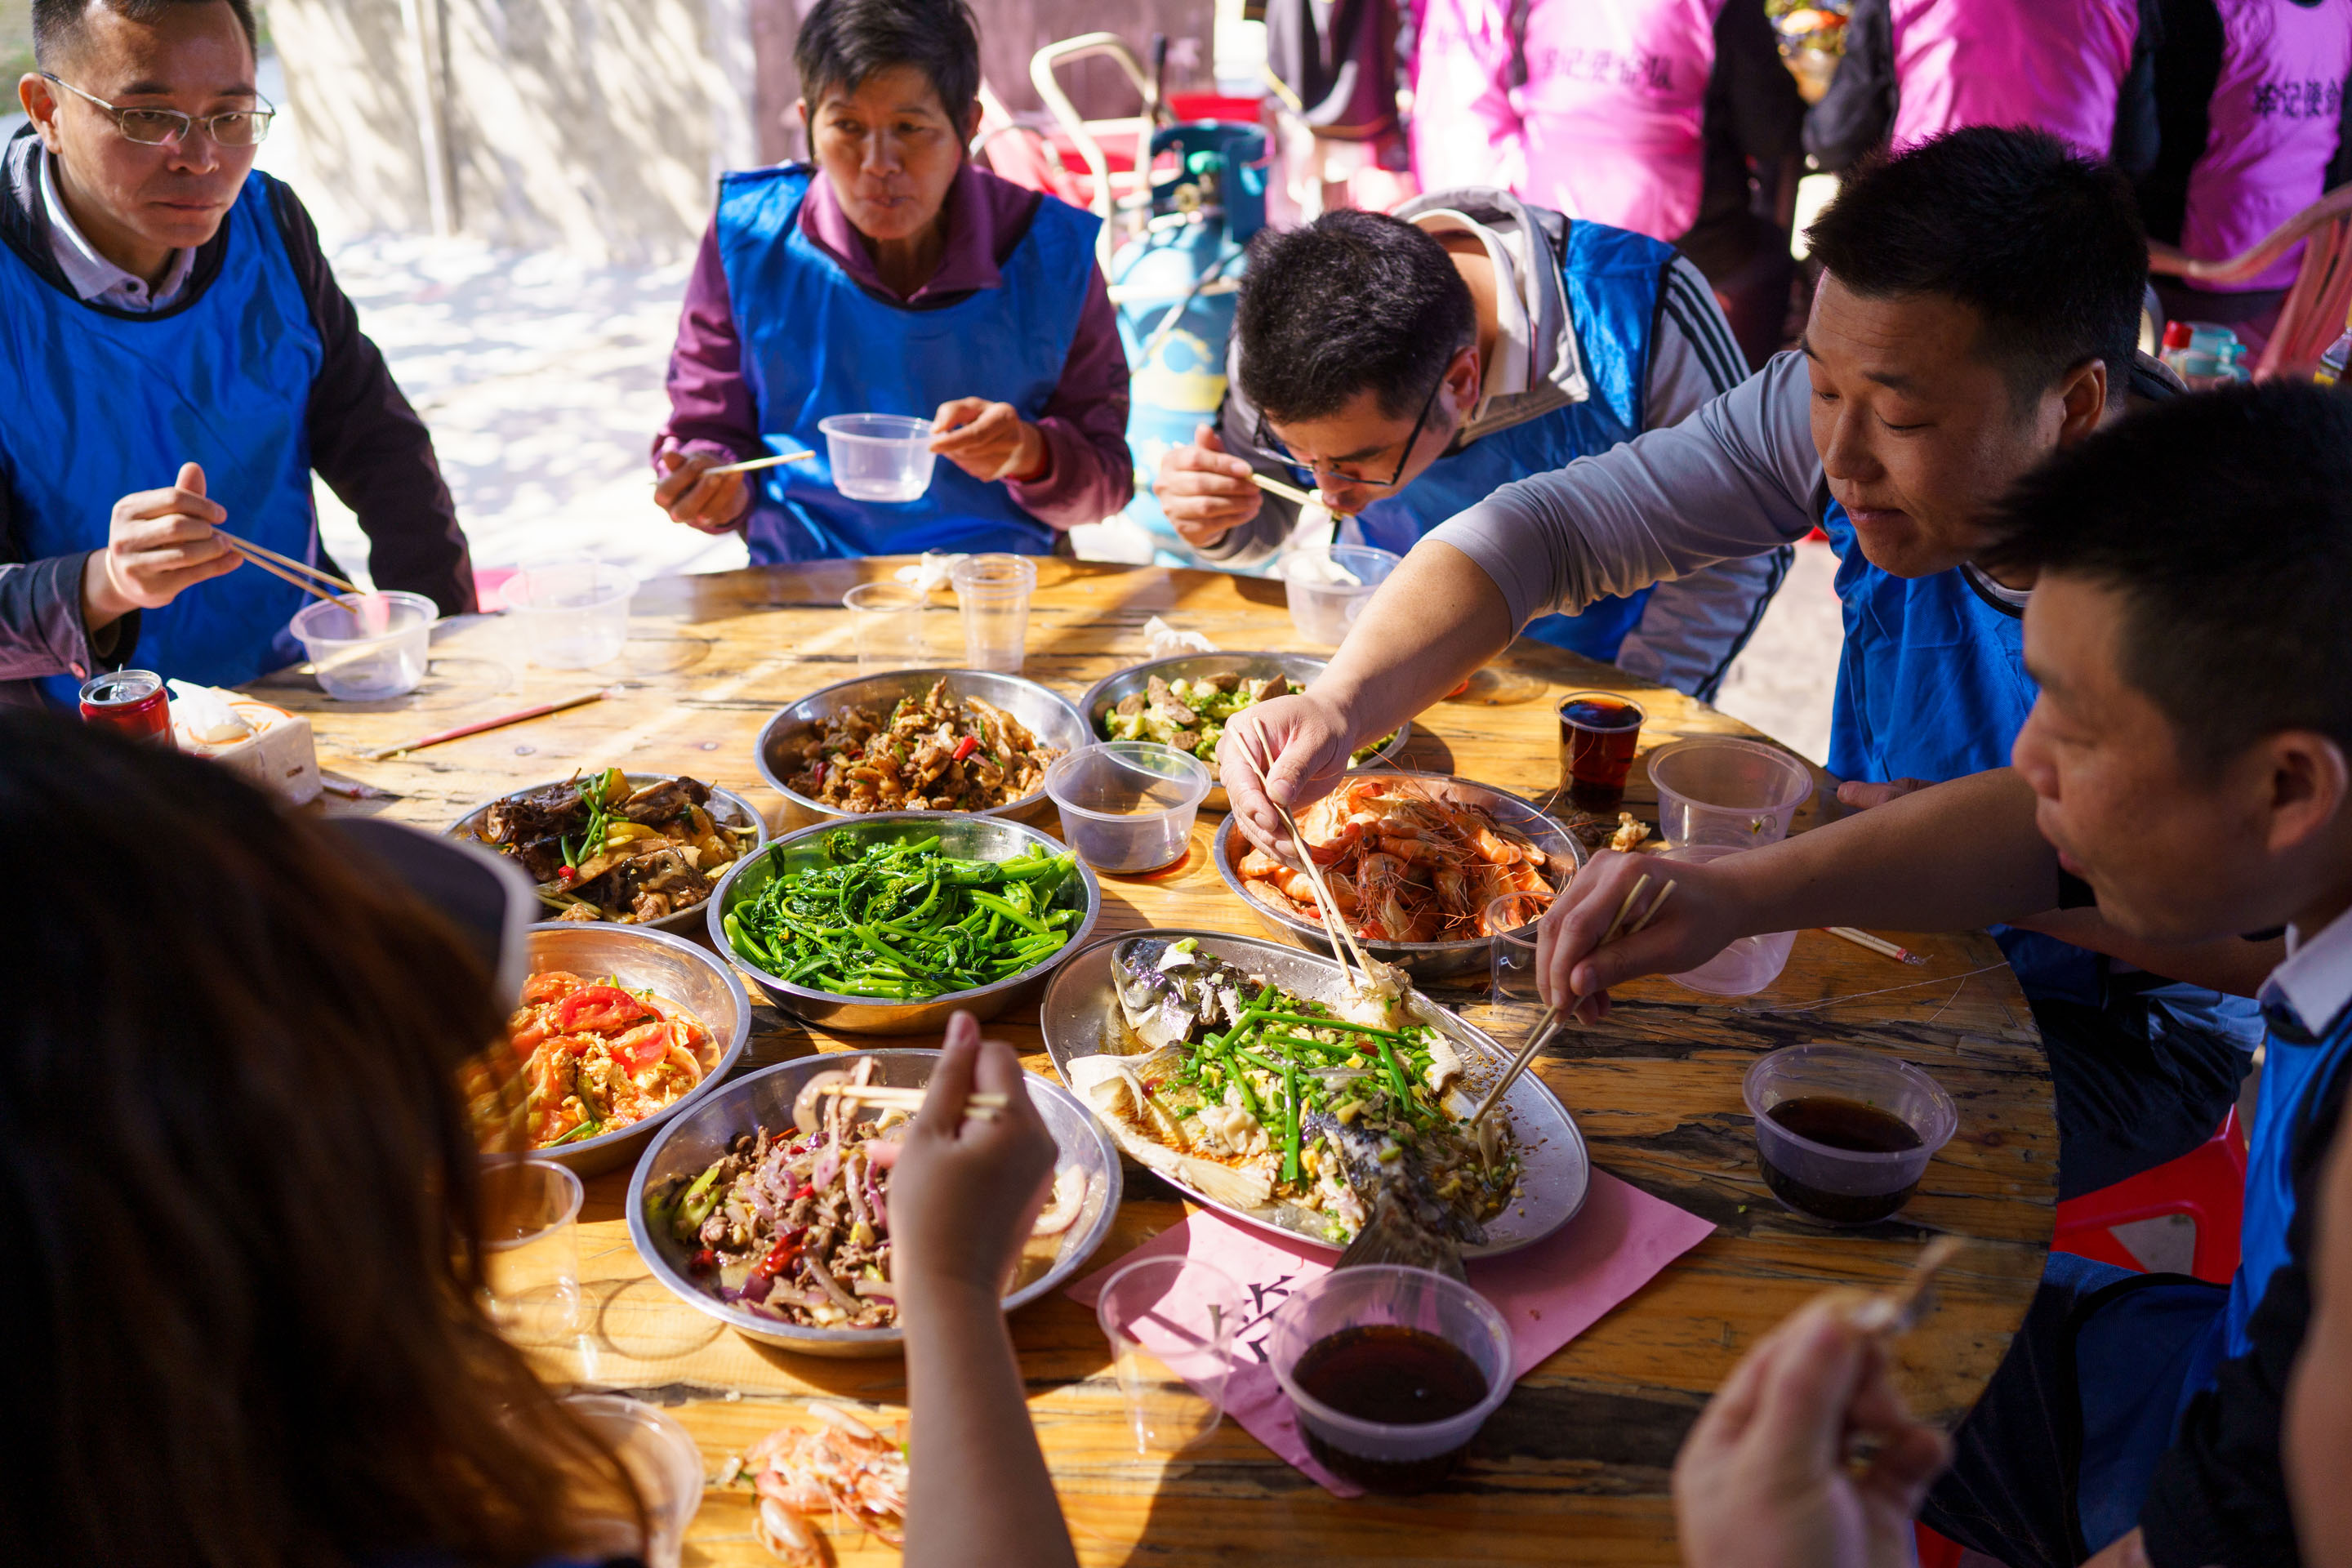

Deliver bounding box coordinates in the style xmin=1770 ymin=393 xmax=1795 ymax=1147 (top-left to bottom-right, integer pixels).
xmin=360 ymin=688 xmax=609 ymax=761
xmin=660 ymin=448 xmax=817 ymax=481
xmin=822 ymin=1084 xmax=1008 ymax=1122
xmin=1249 ymin=470 xmax=1320 ymax=509
xmin=1824 ymin=926 xmax=1927 ymax=965
xmin=1272 ymin=798 xmax=1385 ymax=996
xmin=216 ymin=528 xmax=364 ymax=609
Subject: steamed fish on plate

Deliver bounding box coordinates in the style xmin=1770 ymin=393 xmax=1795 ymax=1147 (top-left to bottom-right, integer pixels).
xmin=1069 ymin=936 xmax=1517 ymax=1248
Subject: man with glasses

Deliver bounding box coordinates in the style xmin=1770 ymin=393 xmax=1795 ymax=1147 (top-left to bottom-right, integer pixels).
xmin=0 ymin=0 xmax=471 ymax=707
xmin=1155 ymin=198 xmax=1785 ymax=696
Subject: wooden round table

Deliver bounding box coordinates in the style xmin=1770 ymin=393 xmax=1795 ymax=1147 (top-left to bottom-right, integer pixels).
xmin=257 ymin=559 xmax=2056 ymax=1566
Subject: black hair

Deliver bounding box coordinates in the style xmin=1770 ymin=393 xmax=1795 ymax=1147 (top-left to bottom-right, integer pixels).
xmin=33 ymin=0 xmax=258 ymax=66
xmin=1980 ymin=382 xmax=2352 ymax=768
xmin=1236 ymin=208 xmax=1477 ymax=423
xmin=794 ymin=0 xmax=982 ymax=127
xmin=1806 ymin=126 xmax=2147 ymax=408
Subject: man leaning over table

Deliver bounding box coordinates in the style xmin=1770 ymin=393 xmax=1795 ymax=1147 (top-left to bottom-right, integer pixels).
xmin=1539 ymin=382 xmax=2352 ymax=1568
xmin=0 ymin=0 xmax=473 ymax=710
xmin=1219 ymin=126 xmax=2274 ymax=1203
xmin=651 ymin=0 xmax=1131 ymax=564
xmin=1155 ymin=201 xmax=1788 ymax=702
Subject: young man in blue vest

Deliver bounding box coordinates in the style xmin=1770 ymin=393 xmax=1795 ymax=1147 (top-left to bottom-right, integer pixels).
xmin=1220 ymin=127 xmax=2272 ymax=1200
xmin=0 ymin=0 xmax=472 ymax=707
xmin=1156 ymin=202 xmax=1786 ymax=699
xmin=1534 ymin=381 xmax=2352 ymax=1568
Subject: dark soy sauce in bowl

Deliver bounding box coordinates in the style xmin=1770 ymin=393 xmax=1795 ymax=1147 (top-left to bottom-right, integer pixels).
xmin=1291 ymin=1324 xmax=1490 ymax=1493
xmin=1760 ymin=1094 xmax=1925 ymax=1223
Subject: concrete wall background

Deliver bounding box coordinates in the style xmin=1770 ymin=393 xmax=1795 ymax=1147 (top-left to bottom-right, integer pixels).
xmin=269 ymin=0 xmax=1214 ymax=256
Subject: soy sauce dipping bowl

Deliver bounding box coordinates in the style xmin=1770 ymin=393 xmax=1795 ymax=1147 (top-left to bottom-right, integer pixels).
xmin=1742 ymin=1045 xmax=1958 ymax=1227
xmin=707 ymin=812 xmax=1101 ymax=1035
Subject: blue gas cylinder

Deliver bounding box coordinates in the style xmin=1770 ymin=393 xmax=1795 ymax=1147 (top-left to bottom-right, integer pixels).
xmin=1111 ymin=121 xmax=1268 ymax=569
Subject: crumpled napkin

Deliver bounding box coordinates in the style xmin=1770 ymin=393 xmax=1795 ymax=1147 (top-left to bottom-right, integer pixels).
xmin=893 ymin=551 xmax=966 ymax=593
xmin=1143 ymin=616 xmax=1217 ymax=661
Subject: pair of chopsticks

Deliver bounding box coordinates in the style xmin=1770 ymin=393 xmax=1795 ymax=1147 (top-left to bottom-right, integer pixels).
xmin=1270 ymin=798 xmax=1386 ymax=998
xmin=659 ymin=448 xmax=816 ymax=481
xmin=217 ymin=528 xmax=363 ymax=609
xmin=360 ymin=688 xmax=608 ymax=761
xmin=1250 ymin=470 xmax=1321 ymax=509
xmin=823 ymin=1084 xmax=1008 ymax=1123
xmin=1824 ymin=926 xmax=1927 ymax=966
xmin=1465 ymin=873 xmax=1681 ymax=1125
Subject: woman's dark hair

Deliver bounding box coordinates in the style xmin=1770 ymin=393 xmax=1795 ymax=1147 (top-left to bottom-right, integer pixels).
xmin=1236 ymin=208 xmax=1477 ymax=423
xmin=33 ymin=0 xmax=259 ymax=65
xmin=1980 ymin=381 xmax=2352 ymax=769
xmin=1806 ymin=126 xmax=2148 ymax=408
xmin=795 ymin=0 xmax=983 ymax=126
xmin=0 ymin=712 xmax=639 ymax=1566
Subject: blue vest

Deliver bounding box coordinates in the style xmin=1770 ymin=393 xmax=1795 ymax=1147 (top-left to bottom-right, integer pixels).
xmin=714 ymin=166 xmax=1099 ymax=564
xmin=1816 ymin=499 xmax=2262 ymax=1048
xmin=2230 ymin=998 xmax=2352 ymax=1357
xmin=1351 ymin=219 xmax=1668 ymax=662
xmin=0 ymin=168 xmax=320 ymax=701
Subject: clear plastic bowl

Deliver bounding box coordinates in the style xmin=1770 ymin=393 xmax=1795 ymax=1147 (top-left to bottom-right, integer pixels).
xmin=559 ymin=1392 xmax=706 ymax=1568
xmin=1281 ymin=544 xmax=1401 ymax=647
xmin=1743 ymin=1044 xmax=1958 ymax=1227
xmin=1646 ymin=737 xmax=1815 ymax=849
xmin=820 ymin=413 xmax=938 ymax=502
xmin=1655 ymin=844 xmax=1798 ymax=996
xmin=505 ymin=561 xmax=637 ymax=669
xmin=1044 ymin=742 xmax=1211 ymax=873
xmin=290 ymin=590 xmax=434 ymax=701
xmin=1266 ymin=1264 xmax=1513 ymax=1493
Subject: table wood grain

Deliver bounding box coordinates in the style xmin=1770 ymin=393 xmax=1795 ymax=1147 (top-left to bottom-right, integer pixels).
xmin=256 ymin=559 xmax=2054 ymax=1566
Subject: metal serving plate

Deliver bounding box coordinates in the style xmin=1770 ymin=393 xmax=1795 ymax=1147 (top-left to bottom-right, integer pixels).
xmin=1074 ymin=651 xmax=1412 ymax=813
xmin=707 ymin=811 xmax=1102 ymax=1034
xmin=1211 ymin=771 xmax=1586 ymax=981
xmin=1040 ymin=929 xmax=1588 ymax=1258
xmin=625 ymin=1050 xmax=1121 ymax=1356
xmin=506 ymin=922 xmax=754 ymax=1177
xmin=445 ymin=773 xmax=770 ymax=936
xmin=755 ymin=668 xmax=1089 ymax=826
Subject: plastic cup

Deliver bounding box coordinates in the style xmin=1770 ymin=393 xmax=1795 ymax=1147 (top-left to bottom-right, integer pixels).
xmin=480 ymin=1158 xmax=583 ymax=1341
xmin=290 ymin=590 xmax=435 ymax=701
xmin=1646 ymin=737 xmax=1814 ymax=850
xmin=1095 ymin=1256 xmax=1241 ymax=1456
xmin=504 ymin=561 xmax=637 ymax=670
xmin=1045 ymin=742 xmax=1211 ymax=873
xmin=1281 ymin=544 xmax=1401 ymax=647
xmin=1743 ymin=1044 xmax=1958 ymax=1226
xmin=951 ymin=553 xmax=1038 ymax=673
xmin=1266 ymin=1265 xmax=1513 ymax=1494
xmin=1655 ymin=844 xmax=1797 ymax=996
xmin=1486 ymin=890 xmax=1552 ymax=1007
xmin=820 ymin=412 xmax=938 ymax=502
xmin=561 ymin=1393 xmax=706 ymax=1568
xmin=843 ymin=581 xmax=928 ymax=673
xmin=1556 ymin=692 xmax=1646 ymax=815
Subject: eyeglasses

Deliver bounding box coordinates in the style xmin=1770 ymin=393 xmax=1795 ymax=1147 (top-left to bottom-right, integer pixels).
xmin=1254 ymin=368 xmax=1450 ymax=495
xmin=42 ymin=74 xmax=275 ymax=148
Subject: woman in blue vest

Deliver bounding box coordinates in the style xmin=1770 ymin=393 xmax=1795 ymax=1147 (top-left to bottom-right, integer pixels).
xmin=1156 ymin=201 xmax=1787 ymax=701
xmin=0 ymin=0 xmax=473 ymax=708
xmin=653 ymin=0 xmax=1134 ymax=563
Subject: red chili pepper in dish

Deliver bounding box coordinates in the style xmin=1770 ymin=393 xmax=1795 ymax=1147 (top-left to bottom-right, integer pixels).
xmin=793 ymin=1182 xmax=816 ymax=1200
xmin=690 ymin=1248 xmax=718 ymax=1272
xmin=749 ymin=1226 xmax=807 ymax=1281
xmin=951 ymin=735 xmax=978 ymax=762
xmin=558 ymin=984 xmax=649 ymax=1034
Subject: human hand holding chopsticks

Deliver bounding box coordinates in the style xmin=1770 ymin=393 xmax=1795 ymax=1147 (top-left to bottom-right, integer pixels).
xmin=1156 ymin=425 xmax=1265 ymax=546
xmin=654 ymin=445 xmax=755 ymax=531
xmin=81 ymin=461 xmax=243 ymax=630
xmin=1536 ymin=849 xmax=1741 ymax=1018
xmin=1673 ymin=1292 xmax=1951 ymax=1568
xmin=890 ymin=1011 xmax=1057 ymax=1300
xmin=1216 ymin=688 xmax=1360 ymax=863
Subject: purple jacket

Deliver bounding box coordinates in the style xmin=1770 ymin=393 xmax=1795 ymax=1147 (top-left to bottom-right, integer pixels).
xmin=0 ymin=129 xmax=474 ymax=709
xmin=656 ymin=162 xmax=1133 ymax=531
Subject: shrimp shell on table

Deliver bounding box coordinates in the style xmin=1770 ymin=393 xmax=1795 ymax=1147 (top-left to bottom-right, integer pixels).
xmin=724 ymin=1403 xmax=910 ymax=1564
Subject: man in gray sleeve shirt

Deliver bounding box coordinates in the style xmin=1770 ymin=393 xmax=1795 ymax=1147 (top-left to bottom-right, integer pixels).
xmin=1221 ymin=127 xmax=2270 ymax=1199
xmin=1154 ymin=195 xmax=1788 ymax=700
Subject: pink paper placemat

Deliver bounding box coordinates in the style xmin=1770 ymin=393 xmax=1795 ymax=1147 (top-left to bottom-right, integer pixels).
xmin=1067 ymin=1169 xmax=1716 ymax=1495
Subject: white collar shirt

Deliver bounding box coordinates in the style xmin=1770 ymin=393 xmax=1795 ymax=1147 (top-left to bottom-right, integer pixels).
xmin=2264 ymin=900 xmax=2352 ymax=1039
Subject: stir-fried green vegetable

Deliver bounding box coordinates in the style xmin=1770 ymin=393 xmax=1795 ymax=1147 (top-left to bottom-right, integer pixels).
xmin=560 ymin=767 xmax=627 ymax=871
xmin=1101 ymin=673 xmax=1395 ymax=764
xmin=722 ymin=832 xmax=1082 ymax=999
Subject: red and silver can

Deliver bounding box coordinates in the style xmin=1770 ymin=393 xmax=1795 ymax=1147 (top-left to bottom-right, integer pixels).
xmin=78 ymin=669 xmax=175 ymax=747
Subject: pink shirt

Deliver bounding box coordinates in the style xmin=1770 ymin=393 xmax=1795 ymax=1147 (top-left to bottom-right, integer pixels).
xmin=1411 ymin=0 xmax=1725 ymax=243
xmin=656 ymin=161 xmax=1132 ymax=531
xmin=2182 ymin=0 xmax=2352 ymax=291
xmin=1888 ymin=0 xmax=2140 ymax=158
